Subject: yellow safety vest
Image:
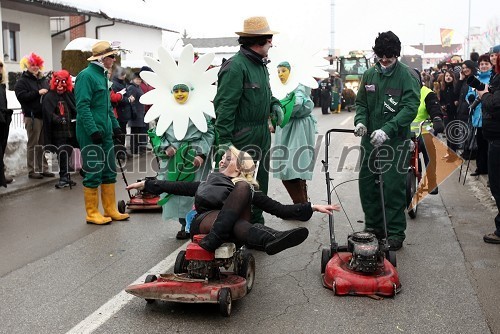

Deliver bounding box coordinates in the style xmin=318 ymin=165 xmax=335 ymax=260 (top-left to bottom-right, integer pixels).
xmin=410 ymin=86 xmax=432 ymax=134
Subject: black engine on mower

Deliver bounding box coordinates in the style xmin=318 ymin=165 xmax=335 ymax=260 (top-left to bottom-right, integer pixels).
xmin=187 ymin=258 xmax=234 ymax=279
xmin=347 ymin=231 xmax=384 ymax=273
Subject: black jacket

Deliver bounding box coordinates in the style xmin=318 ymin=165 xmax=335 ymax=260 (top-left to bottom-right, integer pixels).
xmin=42 ymin=90 xmax=77 ymax=148
xmin=440 ymin=83 xmax=458 ymax=118
xmin=14 ymin=71 xmax=49 ymax=119
xmin=111 ymin=77 xmax=132 ymax=122
xmin=481 ymin=73 xmax=500 ymax=140
xmin=144 ymin=173 xmax=314 ymax=221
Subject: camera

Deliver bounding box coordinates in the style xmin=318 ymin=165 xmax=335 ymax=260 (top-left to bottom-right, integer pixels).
xmin=467 ymin=76 xmax=486 ymax=91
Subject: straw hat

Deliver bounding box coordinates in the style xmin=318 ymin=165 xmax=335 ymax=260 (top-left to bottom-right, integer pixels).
xmin=87 ymin=41 xmax=119 ymax=61
xmin=235 ymin=16 xmax=278 ymax=37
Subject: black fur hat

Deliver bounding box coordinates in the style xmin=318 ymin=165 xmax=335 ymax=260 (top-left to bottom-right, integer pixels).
xmin=373 ymin=31 xmax=401 ymax=58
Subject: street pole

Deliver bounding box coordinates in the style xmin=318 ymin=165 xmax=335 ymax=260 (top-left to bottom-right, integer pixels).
xmin=330 ymin=0 xmax=336 ymax=57
xmin=466 ymin=0 xmax=471 ymax=59
xmin=419 ymin=23 xmax=425 ymax=69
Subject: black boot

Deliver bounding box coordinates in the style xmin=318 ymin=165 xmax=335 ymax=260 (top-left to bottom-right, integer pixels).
xmin=176 ymin=218 xmax=190 ymax=240
xmin=199 ymin=210 xmax=240 ymax=252
xmin=246 ymin=224 xmax=309 ymax=255
xmin=55 ymin=175 xmax=76 ymax=189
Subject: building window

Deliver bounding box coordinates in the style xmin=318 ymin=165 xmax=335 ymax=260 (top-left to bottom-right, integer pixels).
xmin=2 ymin=22 xmax=20 ymax=62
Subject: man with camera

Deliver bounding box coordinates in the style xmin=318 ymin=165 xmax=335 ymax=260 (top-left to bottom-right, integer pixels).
xmin=476 ymin=46 xmax=500 ymax=244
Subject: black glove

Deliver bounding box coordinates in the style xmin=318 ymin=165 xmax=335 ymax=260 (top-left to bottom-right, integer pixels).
xmin=112 ymin=127 xmax=124 ymax=145
xmin=432 ymin=117 xmax=445 ymax=135
xmin=90 ymin=131 xmax=103 ymax=144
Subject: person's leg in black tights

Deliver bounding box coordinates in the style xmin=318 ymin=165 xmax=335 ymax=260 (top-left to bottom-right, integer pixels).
xmin=198 ymin=181 xmax=252 ymax=251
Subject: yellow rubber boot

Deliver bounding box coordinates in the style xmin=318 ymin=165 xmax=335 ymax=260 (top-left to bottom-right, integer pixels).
xmin=84 ymin=187 xmax=112 ymax=225
xmin=101 ymin=183 xmax=130 ymax=221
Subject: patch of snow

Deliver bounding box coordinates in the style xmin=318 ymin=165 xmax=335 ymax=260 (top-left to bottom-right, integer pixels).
xmin=4 ymin=128 xmax=27 ymax=177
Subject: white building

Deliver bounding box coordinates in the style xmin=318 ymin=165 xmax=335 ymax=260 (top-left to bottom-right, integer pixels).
xmin=0 ymin=0 xmax=180 ymax=76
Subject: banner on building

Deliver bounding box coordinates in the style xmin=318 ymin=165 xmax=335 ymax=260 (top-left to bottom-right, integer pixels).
xmin=440 ymin=28 xmax=454 ymax=47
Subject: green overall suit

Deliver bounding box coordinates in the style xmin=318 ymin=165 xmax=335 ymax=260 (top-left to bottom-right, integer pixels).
xmin=354 ymin=61 xmax=420 ymax=242
xmin=75 ymin=62 xmax=128 ymax=225
xmin=214 ymin=46 xmax=280 ymax=225
xmin=75 ymin=62 xmax=120 ymax=188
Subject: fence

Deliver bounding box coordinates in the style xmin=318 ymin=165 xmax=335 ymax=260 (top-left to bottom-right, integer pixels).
xmin=10 ymin=109 xmax=24 ymax=130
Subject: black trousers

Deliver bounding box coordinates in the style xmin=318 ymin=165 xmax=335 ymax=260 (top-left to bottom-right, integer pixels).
xmin=488 ymin=139 xmax=500 ymax=236
xmin=0 ymin=110 xmax=12 ymax=186
xmin=475 ymin=128 xmax=489 ymax=174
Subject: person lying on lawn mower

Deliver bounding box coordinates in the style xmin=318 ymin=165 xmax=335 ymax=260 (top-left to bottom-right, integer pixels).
xmin=127 ymin=146 xmax=340 ymax=254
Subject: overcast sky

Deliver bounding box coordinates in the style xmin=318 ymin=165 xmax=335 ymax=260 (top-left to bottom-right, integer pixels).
xmin=56 ymin=0 xmax=500 ymax=55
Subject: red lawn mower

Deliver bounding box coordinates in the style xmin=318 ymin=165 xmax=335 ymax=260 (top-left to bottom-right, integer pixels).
xmin=116 ymin=154 xmax=162 ymax=213
xmin=125 ymin=234 xmax=255 ymax=317
xmin=320 ymin=128 xmax=401 ymax=297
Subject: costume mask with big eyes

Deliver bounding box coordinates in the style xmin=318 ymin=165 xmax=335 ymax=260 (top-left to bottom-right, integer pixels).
xmin=172 ymin=83 xmax=190 ymax=104
xmin=50 ymin=70 xmax=73 ymax=95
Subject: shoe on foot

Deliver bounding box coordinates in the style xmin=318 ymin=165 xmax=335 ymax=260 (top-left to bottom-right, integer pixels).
xmin=42 ymin=172 xmax=55 ymax=177
xmin=429 ymin=187 xmax=439 ymax=195
xmin=483 ymin=232 xmax=500 ymax=244
xmin=388 ymin=239 xmax=403 ymax=251
xmin=176 ymin=230 xmax=190 ymax=240
xmin=4 ymin=176 xmax=13 ymax=184
xmin=28 ymin=173 xmax=43 ymax=179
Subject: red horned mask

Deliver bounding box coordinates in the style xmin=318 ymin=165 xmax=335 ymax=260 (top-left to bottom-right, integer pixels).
xmin=50 ymin=70 xmax=73 ymax=94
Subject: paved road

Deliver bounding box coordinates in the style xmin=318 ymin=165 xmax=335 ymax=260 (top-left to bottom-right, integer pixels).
xmin=0 ymin=107 xmax=498 ymax=334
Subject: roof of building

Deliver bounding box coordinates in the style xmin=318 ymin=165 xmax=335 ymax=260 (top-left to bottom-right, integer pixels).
xmin=183 ymin=37 xmax=239 ymax=48
xmin=3 ymin=0 xmax=178 ymax=33
xmin=410 ymin=44 xmax=462 ymax=54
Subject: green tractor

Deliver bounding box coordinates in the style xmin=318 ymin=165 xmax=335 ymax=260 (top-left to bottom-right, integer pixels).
xmin=337 ymin=52 xmax=371 ymax=112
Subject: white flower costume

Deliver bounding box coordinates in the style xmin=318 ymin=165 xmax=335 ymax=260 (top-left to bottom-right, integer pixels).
xmin=139 ymin=45 xmax=218 ymax=224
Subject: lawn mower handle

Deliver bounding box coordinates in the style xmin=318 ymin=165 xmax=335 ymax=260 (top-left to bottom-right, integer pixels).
xmin=322 ymin=128 xmax=355 ymax=252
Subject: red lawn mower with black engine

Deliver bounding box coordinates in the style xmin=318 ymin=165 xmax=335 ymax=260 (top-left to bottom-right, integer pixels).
xmin=116 ymin=153 xmax=161 ymax=213
xmin=125 ymin=234 xmax=256 ymax=317
xmin=320 ymin=128 xmax=401 ymax=297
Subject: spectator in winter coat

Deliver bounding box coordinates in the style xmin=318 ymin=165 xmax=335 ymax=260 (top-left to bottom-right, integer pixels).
xmin=42 ymin=70 xmax=78 ymax=188
xmin=127 ymin=72 xmax=146 ymax=154
xmin=14 ymin=53 xmax=54 ymax=179
xmin=455 ymin=60 xmax=477 ymax=158
xmin=466 ymin=54 xmax=492 ymax=176
xmin=476 ymin=49 xmax=500 ymax=244
xmin=0 ymin=60 xmax=13 ymax=187
xmin=139 ymin=66 xmax=154 ymax=116
xmin=439 ymin=69 xmax=459 ymax=158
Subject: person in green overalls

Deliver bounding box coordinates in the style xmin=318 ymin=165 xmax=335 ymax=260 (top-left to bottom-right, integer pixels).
xmin=214 ymin=16 xmax=283 ymax=225
xmin=354 ymin=31 xmax=420 ymax=251
xmin=75 ymin=41 xmax=129 ymax=225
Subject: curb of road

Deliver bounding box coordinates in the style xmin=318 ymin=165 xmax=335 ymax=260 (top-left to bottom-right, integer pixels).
xmin=0 ymin=174 xmax=60 ymax=199
xmin=0 ymin=153 xmax=144 ymax=199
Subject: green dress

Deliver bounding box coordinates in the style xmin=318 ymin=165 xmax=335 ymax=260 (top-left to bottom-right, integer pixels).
xmin=155 ymin=116 xmax=214 ymax=221
xmin=272 ymin=84 xmax=317 ymax=180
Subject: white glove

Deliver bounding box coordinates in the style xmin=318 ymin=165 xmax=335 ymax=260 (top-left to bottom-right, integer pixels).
xmin=118 ymin=88 xmax=126 ymax=95
xmin=370 ymin=129 xmax=389 ymax=147
xmin=354 ymin=123 xmax=367 ymax=137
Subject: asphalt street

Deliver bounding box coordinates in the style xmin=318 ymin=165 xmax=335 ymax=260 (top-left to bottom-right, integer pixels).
xmin=0 ymin=107 xmax=498 ymax=334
